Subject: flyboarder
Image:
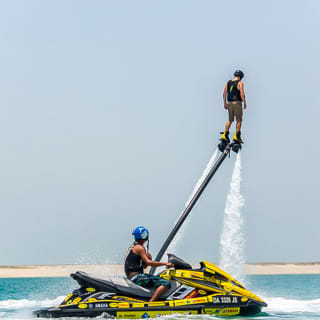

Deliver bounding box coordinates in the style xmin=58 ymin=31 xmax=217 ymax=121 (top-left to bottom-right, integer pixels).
xmin=220 ymin=70 xmax=247 ymax=144
xmin=125 ymin=226 xmax=174 ymax=302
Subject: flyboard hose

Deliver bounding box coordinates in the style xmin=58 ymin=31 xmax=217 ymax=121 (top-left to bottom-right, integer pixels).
xmin=150 ymin=143 xmax=232 ymax=275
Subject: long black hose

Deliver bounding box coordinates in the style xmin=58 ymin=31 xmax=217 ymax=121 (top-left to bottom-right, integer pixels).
xmin=150 ymin=144 xmax=232 ymax=275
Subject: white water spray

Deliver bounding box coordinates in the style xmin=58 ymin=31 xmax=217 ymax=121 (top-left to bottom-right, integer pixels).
xmin=219 ymin=152 xmax=245 ymax=283
xmin=167 ymin=149 xmax=219 ymax=254
xmin=185 ymin=149 xmax=219 ymax=208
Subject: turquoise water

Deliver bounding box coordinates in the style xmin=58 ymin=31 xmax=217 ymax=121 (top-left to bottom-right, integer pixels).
xmin=0 ymin=275 xmax=319 ymax=319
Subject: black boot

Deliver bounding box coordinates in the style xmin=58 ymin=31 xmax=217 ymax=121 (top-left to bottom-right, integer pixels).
xmin=233 ymin=131 xmax=243 ymax=143
xmin=220 ymin=130 xmax=230 ymax=143
xmin=218 ymin=131 xmax=230 ymax=152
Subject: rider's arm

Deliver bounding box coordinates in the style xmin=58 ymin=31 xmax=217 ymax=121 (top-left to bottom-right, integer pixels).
xmin=223 ymin=83 xmax=228 ymax=109
xmin=134 ymin=245 xmax=172 ymax=268
xmin=239 ymin=82 xmax=247 ymax=109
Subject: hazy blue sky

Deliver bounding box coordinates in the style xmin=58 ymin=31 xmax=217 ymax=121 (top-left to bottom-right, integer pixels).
xmin=1 ymin=0 xmax=319 ymax=265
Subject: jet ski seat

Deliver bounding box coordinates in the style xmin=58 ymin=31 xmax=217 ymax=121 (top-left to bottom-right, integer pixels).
xmin=71 ymin=271 xmax=177 ymax=300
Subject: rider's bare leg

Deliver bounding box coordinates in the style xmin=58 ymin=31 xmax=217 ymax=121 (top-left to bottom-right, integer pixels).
xmin=225 ymin=120 xmax=232 ymax=132
xmin=236 ymin=120 xmax=242 ymax=132
xmin=149 ymin=286 xmax=167 ymax=302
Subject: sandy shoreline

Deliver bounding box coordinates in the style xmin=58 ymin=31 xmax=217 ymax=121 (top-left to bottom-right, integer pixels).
xmin=0 ymin=263 xmax=320 ymax=278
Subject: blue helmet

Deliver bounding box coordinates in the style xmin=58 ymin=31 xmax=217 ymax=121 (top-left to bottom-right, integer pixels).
xmin=132 ymin=226 xmax=149 ymax=240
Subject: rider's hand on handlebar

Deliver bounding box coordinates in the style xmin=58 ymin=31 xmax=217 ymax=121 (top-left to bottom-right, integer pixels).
xmin=166 ymin=262 xmax=174 ymax=268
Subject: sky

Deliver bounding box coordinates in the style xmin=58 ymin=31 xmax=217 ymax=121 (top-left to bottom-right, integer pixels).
xmin=0 ymin=0 xmax=319 ymax=265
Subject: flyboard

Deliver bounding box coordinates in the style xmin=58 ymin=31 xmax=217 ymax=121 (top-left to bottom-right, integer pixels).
xmin=35 ymin=139 xmax=267 ymax=318
xmin=218 ymin=133 xmax=242 ymax=154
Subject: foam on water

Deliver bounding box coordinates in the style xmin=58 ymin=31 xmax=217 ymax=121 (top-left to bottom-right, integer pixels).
xmin=0 ymin=296 xmax=64 ymax=310
xmin=219 ymin=152 xmax=245 ymax=283
xmin=265 ymin=297 xmax=320 ymax=314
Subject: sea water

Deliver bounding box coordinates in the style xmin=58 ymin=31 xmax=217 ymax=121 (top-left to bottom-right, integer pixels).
xmin=0 ymin=274 xmax=319 ymax=319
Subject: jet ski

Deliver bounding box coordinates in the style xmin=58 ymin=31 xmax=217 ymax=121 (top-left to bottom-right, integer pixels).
xmin=35 ymin=143 xmax=267 ymax=318
xmin=35 ymin=254 xmax=266 ymax=318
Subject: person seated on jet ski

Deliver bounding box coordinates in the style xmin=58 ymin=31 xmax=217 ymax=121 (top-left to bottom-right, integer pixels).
xmin=125 ymin=226 xmax=174 ymax=302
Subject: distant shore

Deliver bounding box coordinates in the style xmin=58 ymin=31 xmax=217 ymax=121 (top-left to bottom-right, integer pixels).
xmin=0 ymin=263 xmax=320 ymax=278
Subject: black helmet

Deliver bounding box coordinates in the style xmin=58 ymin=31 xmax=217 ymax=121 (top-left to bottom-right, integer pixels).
xmin=234 ymin=70 xmax=244 ymax=79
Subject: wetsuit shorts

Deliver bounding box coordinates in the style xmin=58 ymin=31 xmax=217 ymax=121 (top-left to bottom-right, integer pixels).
xmin=227 ymin=101 xmax=243 ymax=122
xmin=131 ymin=273 xmax=171 ymax=289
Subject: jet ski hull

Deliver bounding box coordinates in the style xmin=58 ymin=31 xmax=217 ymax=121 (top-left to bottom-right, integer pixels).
xmin=35 ymin=294 xmax=266 ymax=318
xmin=34 ymin=259 xmax=267 ymax=318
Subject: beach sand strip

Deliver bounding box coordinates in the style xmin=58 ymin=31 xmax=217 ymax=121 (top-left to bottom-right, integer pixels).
xmin=0 ymin=263 xmax=320 ymax=278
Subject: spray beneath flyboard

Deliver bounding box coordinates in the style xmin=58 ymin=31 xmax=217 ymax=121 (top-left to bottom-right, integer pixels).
xmin=166 ymin=149 xmax=219 ymax=254
xmin=219 ymin=152 xmax=246 ymax=283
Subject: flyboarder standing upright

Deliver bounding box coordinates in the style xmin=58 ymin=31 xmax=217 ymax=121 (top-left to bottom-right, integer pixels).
xmin=220 ymin=70 xmax=247 ymax=144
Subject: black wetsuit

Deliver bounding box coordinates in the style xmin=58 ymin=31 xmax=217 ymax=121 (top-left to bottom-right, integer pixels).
xmin=227 ymin=80 xmax=242 ymax=102
xmin=124 ymin=243 xmax=171 ymax=289
xmin=124 ymin=244 xmax=143 ymax=278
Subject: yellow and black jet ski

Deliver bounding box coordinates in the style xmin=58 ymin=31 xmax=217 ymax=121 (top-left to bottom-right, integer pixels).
xmin=34 ymin=254 xmax=266 ymax=318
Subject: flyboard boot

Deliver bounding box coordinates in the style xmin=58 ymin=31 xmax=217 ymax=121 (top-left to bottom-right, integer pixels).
xmin=231 ymin=130 xmax=243 ymax=153
xmin=218 ymin=130 xmax=230 ymax=152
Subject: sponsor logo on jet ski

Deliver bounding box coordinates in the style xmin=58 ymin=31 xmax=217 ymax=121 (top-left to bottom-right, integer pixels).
xmin=192 ymin=297 xmax=207 ymax=303
xmin=205 ymin=307 xmax=239 ymax=316
xmin=117 ymin=313 xmax=136 ymax=318
xmin=221 ymin=308 xmax=240 ymax=315
xmin=117 ymin=312 xmax=148 ymax=319
xmin=226 ymin=308 xmax=239 ymax=312
xmin=95 ymin=303 xmax=108 ymax=308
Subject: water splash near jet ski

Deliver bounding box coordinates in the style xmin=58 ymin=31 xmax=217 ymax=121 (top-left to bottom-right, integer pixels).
xmin=167 ymin=149 xmax=219 ymax=254
xmin=219 ymin=152 xmax=245 ymax=283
